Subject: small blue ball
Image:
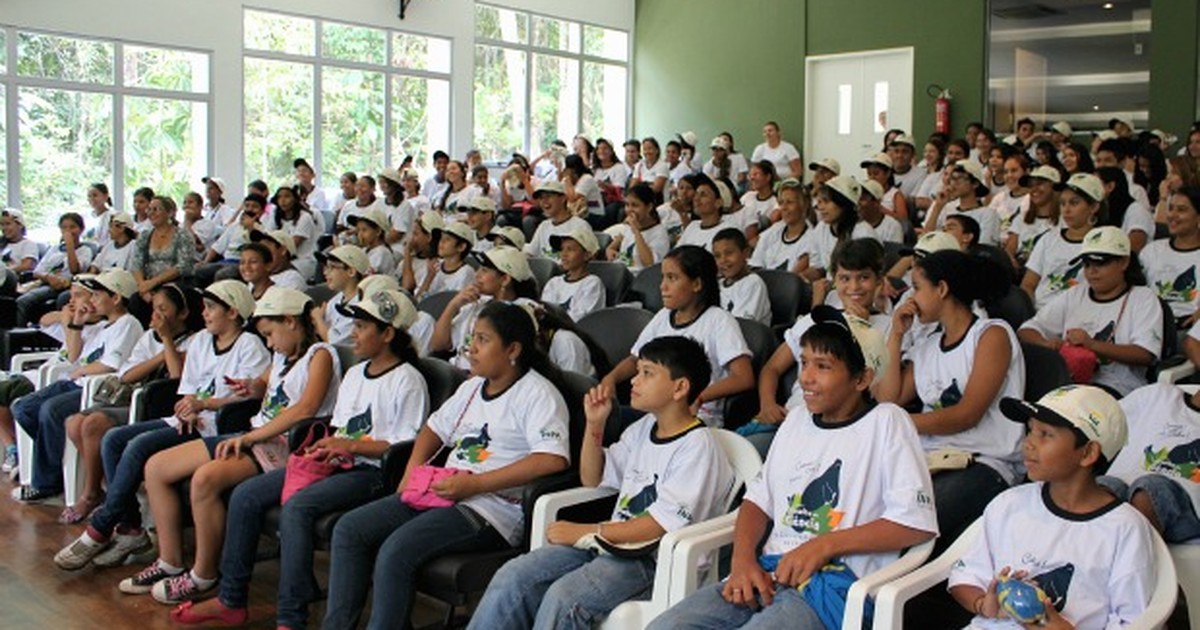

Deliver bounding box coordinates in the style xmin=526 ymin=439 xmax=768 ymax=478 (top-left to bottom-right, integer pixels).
xmin=996 ymin=577 xmax=1046 ymax=624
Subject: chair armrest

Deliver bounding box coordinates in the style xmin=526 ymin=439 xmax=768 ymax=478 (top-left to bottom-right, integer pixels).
xmin=530 ymin=487 xmax=619 ymax=551
xmin=214 ymin=398 xmax=261 ymax=435
xmin=1157 ymin=359 xmax=1195 ymax=384
xmin=11 ymin=350 xmax=59 ymax=373
xmin=519 ymin=470 xmax=581 ymax=549
xmin=287 ymin=417 xmax=333 ymax=452
xmin=666 ymin=512 xmax=739 ymax=606
xmin=873 ymin=520 xmax=981 ymax=629
xmin=3 ymin=329 xmax=60 ymax=370
xmin=80 ymin=374 xmax=106 ymax=408
xmin=40 ymin=361 xmax=74 ymax=388
xmin=382 ymin=440 xmax=417 ymax=489
xmin=136 ymin=378 xmax=182 ymax=423
xmin=843 ymin=537 xmax=936 ymax=630
xmin=1126 ymin=532 xmax=1178 ymax=630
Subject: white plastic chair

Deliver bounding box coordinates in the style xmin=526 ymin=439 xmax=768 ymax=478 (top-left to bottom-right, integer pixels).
xmin=1172 ymin=543 xmax=1200 ymax=630
xmin=528 ymin=429 xmax=764 ymax=630
xmin=61 ymin=375 xmax=108 ymax=508
xmin=1158 ymin=360 xmax=1195 ymax=385
xmin=666 ymin=514 xmax=935 ymax=630
xmin=872 ymin=519 xmax=1179 ymax=630
xmin=11 ymin=350 xmax=64 ymax=486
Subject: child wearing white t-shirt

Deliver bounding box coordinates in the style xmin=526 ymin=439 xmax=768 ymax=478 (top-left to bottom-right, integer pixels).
xmin=0 ymin=208 xmax=40 ymax=277
xmin=541 ymin=228 xmax=606 ymax=322
xmin=677 ymin=175 xmax=733 ymax=253
xmin=802 ymin=176 xmax=878 ymax=280
xmin=1021 ymin=174 xmax=1106 ymax=309
xmin=650 ymin=308 xmax=937 ymax=630
xmin=314 ymin=245 xmax=367 ymax=345
xmin=469 ymin=336 xmax=736 ymax=628
xmin=606 ymin=183 xmax=671 ymax=274
xmin=599 ymin=246 xmax=754 ymax=427
xmin=1140 ymin=220 xmax=1200 ymax=326
xmin=418 ymin=222 xmax=476 ymax=299
xmin=750 ymin=180 xmax=818 ymax=273
xmin=713 ymin=228 xmax=771 ymax=325
xmin=949 ymin=385 xmax=1156 ymax=629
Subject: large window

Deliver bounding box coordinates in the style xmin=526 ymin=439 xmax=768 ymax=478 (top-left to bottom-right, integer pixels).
xmin=243 ymin=9 xmax=452 ymax=184
xmin=474 ymin=3 xmax=628 ymax=161
xmin=0 ymin=27 xmax=211 ymax=228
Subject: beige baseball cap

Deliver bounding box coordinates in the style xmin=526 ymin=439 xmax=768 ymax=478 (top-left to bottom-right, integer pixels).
xmin=1048 ymin=121 xmax=1073 ymax=137
xmin=823 ymin=175 xmax=862 ymax=206
xmin=317 ymin=244 xmax=370 ymax=275
xmin=808 ymin=157 xmax=841 ymax=176
xmin=253 ymin=286 xmax=312 ymax=318
xmin=1055 ymin=172 xmax=1105 ymax=203
xmin=710 ymin=136 xmax=731 ymax=151
xmin=357 ymin=273 xmax=401 ymax=297
xmin=1070 ymin=226 xmax=1131 ymax=263
xmin=550 ymin=226 xmax=600 ymax=255
xmin=378 ymin=167 xmax=403 ymax=185
xmin=533 ymin=180 xmax=566 ymax=197
xmin=902 ymin=230 xmax=962 ymax=257
xmin=889 ymin=134 xmax=917 ymax=149
xmin=250 ymin=228 xmax=298 ymax=258
xmin=1019 ymin=165 xmax=1062 ymax=188
xmin=713 ymin=179 xmax=734 ymax=210
xmin=418 ymin=211 xmax=445 ymax=234
xmin=109 ymin=211 xmax=135 ymax=228
xmin=1002 ymin=384 xmax=1128 ymax=462
xmin=201 ymin=279 xmax=257 ymax=320
xmin=860 ymin=180 xmax=885 ymax=201
xmin=860 ymin=152 xmax=894 ymax=171
xmin=82 ymin=269 xmax=138 ymax=299
xmin=348 ymin=207 xmax=390 ymax=232
xmin=475 ymin=245 xmax=533 ymax=282
xmin=337 ymin=288 xmax=418 ymax=330
xmin=486 ymin=226 xmax=526 ymax=250
xmin=433 ymin=221 xmax=477 ymax=247
xmin=465 ymin=196 xmax=497 ymax=213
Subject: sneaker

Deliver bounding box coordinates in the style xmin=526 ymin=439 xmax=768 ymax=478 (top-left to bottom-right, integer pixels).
xmin=119 ymin=560 xmax=183 ymax=595
xmin=151 ymin=571 xmax=217 ymax=605
xmin=1 ymin=445 xmax=16 ymax=473
xmin=93 ymin=530 xmax=153 ymax=568
xmin=10 ymin=485 xmax=60 ymax=503
xmin=53 ymin=533 xmax=110 ymax=571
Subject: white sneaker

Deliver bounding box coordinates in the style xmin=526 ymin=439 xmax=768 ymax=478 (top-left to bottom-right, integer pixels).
xmin=54 ymin=534 xmax=110 ymax=571
xmin=93 ymin=530 xmax=153 ymax=568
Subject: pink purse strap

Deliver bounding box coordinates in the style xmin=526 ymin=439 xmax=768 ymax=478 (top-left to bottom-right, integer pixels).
xmin=424 ymin=382 xmax=483 ymax=466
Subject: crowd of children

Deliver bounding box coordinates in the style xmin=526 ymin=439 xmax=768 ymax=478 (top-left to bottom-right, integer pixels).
xmin=1 ymin=116 xmax=1198 ymax=629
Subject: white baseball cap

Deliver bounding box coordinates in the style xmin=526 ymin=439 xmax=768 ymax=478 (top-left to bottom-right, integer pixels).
xmin=710 ymin=136 xmax=731 ymax=151
xmin=2 ymin=208 xmax=25 ymax=226
xmin=550 ymin=226 xmax=600 ymax=255
xmin=823 ymin=175 xmax=862 ymax=206
xmin=317 ymin=244 xmax=370 ymax=276
xmin=433 ymin=221 xmax=477 ymax=247
xmin=202 ymin=279 xmax=257 ymax=320
xmin=889 ymin=134 xmax=917 ymax=149
xmin=808 ymin=158 xmax=841 ymax=176
xmin=1002 ymin=384 xmax=1128 ymax=462
xmin=1070 ymin=226 xmax=1131 ymax=264
xmin=357 ymin=274 xmax=401 ymax=297
xmin=487 ymin=226 xmax=526 ymax=250
xmin=250 ymin=228 xmax=298 ymax=258
xmin=676 ymin=131 xmax=698 ymax=148
xmin=475 ymin=245 xmax=533 ymax=282
xmin=1055 ymin=172 xmax=1105 ymax=203
xmin=860 ymin=152 xmax=894 ymax=171
xmin=1019 ymin=165 xmax=1062 ymax=188
xmin=348 ymin=207 xmax=390 ymax=233
xmin=82 ymin=269 xmax=138 ymax=299
xmin=201 ymin=176 xmax=227 ymax=195
xmin=337 ymin=288 xmax=418 ymax=330
xmin=379 ymin=167 xmax=403 ymax=185
xmin=902 ymin=230 xmax=961 ymax=257
xmin=253 ymin=286 xmax=312 ymax=318
xmin=860 ymin=179 xmax=885 ymax=201
xmin=1048 ymin=121 xmax=1074 ymax=137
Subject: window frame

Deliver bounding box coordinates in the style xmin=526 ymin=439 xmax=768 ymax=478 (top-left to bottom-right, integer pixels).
xmin=473 ymin=2 xmax=631 ymax=158
xmin=241 ymin=7 xmax=454 ymax=179
xmin=0 ymin=23 xmax=214 ymax=218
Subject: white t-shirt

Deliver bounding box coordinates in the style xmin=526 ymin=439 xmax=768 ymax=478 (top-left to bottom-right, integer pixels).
xmin=1021 ymin=285 xmax=1162 ymax=396
xmin=167 ymin=330 xmax=271 ymax=436
xmin=914 ymin=169 xmax=943 ymax=201
xmin=603 ymin=416 xmax=736 ymax=531
xmin=188 ymin=219 xmax=219 ymax=262
xmin=574 ymin=174 xmax=604 ymax=215
xmin=526 ymin=216 xmax=591 ymax=259
xmin=204 ymin=202 xmax=238 ymax=227
xmin=594 ymin=162 xmax=630 ymax=189
xmin=548 ymin=329 xmax=595 ymax=377
xmin=541 ymin=274 xmax=606 ymax=322
xmin=702 ymin=158 xmax=750 ymax=182
xmin=422 ymin=177 xmax=449 ymax=208
xmin=421 ymin=263 xmax=475 ymax=298
xmin=738 ymin=191 xmax=777 ymax=226
xmin=942 ymin=203 xmax=1002 ymax=246
xmin=278 ymin=212 xmax=320 ymax=279
xmin=751 ymin=141 xmax=801 ymax=178
xmin=1025 ymin=229 xmax=1086 ymax=309
xmin=948 ymin=483 xmax=1155 ymax=630
xmin=632 ymin=158 xmax=670 ymax=185
xmin=331 ymin=361 xmax=430 ymax=467
xmin=343 ymin=198 xmax=384 ymax=226
xmin=270 ymin=268 xmax=308 ymax=291
xmin=1120 ymin=201 xmax=1156 ymax=241
xmin=324 ymin=292 xmax=358 ymax=346
xmin=386 ymin=201 xmax=418 ymax=254
xmin=719 ymin=273 xmax=771 ymax=325
xmin=428 ymin=371 xmax=571 ymax=545
xmin=85 ymin=209 xmax=113 ymax=248
xmin=1112 ymin=384 xmax=1200 ymax=532
xmin=631 ymin=306 xmax=751 ymax=425
xmin=809 ymin=222 xmax=879 ymax=273
xmin=409 ymin=311 xmax=435 ymax=357
xmin=677 ymin=219 xmax=731 ymax=252
xmin=366 ymin=244 xmax=397 ymax=277
xmin=745 ymin=402 xmax=938 ymax=579
xmin=608 ymin=223 xmax=671 ymax=274
xmin=656 ymin=203 xmax=685 ymax=244
xmin=442 ymin=186 xmax=480 ymax=218
xmin=252 ymin=342 xmax=342 ymax=430
xmin=211 ymin=225 xmax=251 ymax=261
xmin=893 ymin=168 xmax=927 ymax=199
xmin=34 ymin=243 xmax=96 ymax=279
xmin=909 ymin=317 xmax=1025 ymax=481
xmin=0 ymin=238 xmax=39 ymax=269
xmin=75 ymin=313 xmax=144 ymax=386
xmin=781 ymin=311 xmax=892 ymax=409
xmin=1141 ymin=238 xmax=1200 ymax=319
xmin=91 ymin=240 xmax=136 ymax=272
xmin=1006 ymin=207 xmax=1055 ymax=263
xmin=867 ymin=214 xmax=905 ymax=244
xmin=116 ymin=329 xmax=193 ymax=380
xmin=988 ymin=189 xmax=1028 ymax=235
xmin=750 ymin=222 xmax=818 ymax=272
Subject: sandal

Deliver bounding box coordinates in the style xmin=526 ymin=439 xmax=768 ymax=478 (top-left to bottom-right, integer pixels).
xmin=57 ymin=493 xmax=105 ymax=524
xmin=169 ymin=600 xmax=248 ymax=626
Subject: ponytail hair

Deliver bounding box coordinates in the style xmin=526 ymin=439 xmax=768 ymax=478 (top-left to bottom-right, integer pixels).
xmin=664 ymin=245 xmax=720 ymax=310
xmin=915 ymin=250 xmax=1009 ymax=307
xmin=91 ymin=182 xmax=113 ymax=207
xmin=477 ymin=300 xmax=563 ymax=387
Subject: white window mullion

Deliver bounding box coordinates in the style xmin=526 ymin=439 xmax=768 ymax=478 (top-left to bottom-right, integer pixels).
xmin=5 ymin=28 xmax=18 ymax=208
xmin=384 ymin=33 xmax=393 ymax=168
xmin=113 ymin=42 xmax=125 ymax=206
xmin=312 ymin=20 xmax=323 ymax=181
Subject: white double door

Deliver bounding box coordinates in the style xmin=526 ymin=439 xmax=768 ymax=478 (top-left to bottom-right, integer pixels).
xmin=804 ymin=47 xmax=914 ymax=184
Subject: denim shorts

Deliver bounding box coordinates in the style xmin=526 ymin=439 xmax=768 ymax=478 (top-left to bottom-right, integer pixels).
xmin=1099 ymin=474 xmax=1200 ymax=543
xmin=200 ymin=433 xmax=263 ymax=473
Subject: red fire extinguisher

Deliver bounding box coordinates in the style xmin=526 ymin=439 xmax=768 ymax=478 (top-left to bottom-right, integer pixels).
xmin=929 ymin=85 xmax=952 ymax=135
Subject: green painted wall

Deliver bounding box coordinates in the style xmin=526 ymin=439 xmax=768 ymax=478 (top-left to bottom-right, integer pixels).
xmin=632 ymin=0 xmax=806 ymax=155
xmin=1149 ymin=0 xmax=1199 ymax=135
xmin=803 ymin=0 xmax=987 ymax=142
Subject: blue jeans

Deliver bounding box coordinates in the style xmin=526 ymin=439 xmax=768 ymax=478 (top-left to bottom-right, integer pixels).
xmin=467 ymin=544 xmax=656 ymax=630
xmin=931 ymin=462 xmax=1009 ymax=555
xmin=1099 ymin=474 xmax=1200 ymax=543
xmin=12 ymin=379 xmax=81 ymax=493
xmin=322 ymin=497 xmax=508 ymax=630
xmin=16 ymin=284 xmax=59 ymax=326
xmin=645 ymin=581 xmax=823 ymax=630
xmin=216 ymin=467 xmax=386 ymax=630
xmin=91 ymin=421 xmax=196 ymax=536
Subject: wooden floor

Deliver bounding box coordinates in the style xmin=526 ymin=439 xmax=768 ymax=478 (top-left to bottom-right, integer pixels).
xmin=0 ymin=476 xmax=446 ymax=629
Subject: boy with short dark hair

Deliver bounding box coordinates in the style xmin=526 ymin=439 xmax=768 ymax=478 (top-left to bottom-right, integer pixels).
xmin=948 ymin=385 xmax=1157 ymax=628
xmin=651 ymin=307 xmax=938 ymax=630
xmin=713 ymin=228 xmax=770 ymax=325
xmin=542 ymin=227 xmax=606 ymax=322
xmin=467 ymin=336 xmax=736 ymax=629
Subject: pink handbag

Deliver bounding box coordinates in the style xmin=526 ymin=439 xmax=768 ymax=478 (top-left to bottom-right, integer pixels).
xmin=399 ymin=384 xmax=480 ymax=511
xmin=281 ymin=423 xmax=353 ymax=505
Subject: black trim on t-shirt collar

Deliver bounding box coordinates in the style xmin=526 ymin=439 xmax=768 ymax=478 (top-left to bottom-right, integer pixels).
xmin=1169 ymin=238 xmax=1200 ymax=254
xmin=364 ymin=359 xmax=404 ymax=380
xmin=812 ymin=400 xmax=877 ymax=429
xmin=1040 ymin=483 xmax=1122 ymax=522
xmin=213 ymin=331 xmax=240 ymax=355
xmin=481 ymin=370 xmax=527 ymax=401
xmin=781 ymin=223 xmax=806 ymax=245
xmin=669 ymin=306 xmax=711 ymax=330
xmin=650 ymin=418 xmax=706 ymax=444
xmin=1061 ymin=228 xmax=1084 ymax=244
xmin=939 ymin=315 xmax=980 ymax=353
xmin=1087 ymin=284 xmax=1131 ymax=304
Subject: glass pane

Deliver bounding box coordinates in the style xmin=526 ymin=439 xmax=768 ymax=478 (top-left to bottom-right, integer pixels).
xmin=583 ymin=25 xmax=628 ymax=61
xmin=837 ymin=84 xmax=852 ymax=136
xmin=124 ymin=45 xmax=210 ymax=93
xmin=322 ymin=22 xmax=386 ymax=65
xmin=873 ymin=81 xmax=889 ymax=133
xmin=1 ymin=30 xmax=7 ymax=74
xmin=17 ymin=32 xmax=113 ymax=84
xmin=392 ymin=32 xmax=451 ymax=74
xmin=18 ymin=87 xmax=113 ymax=228
xmin=475 ymin=4 xmax=528 ymax=44
xmin=474 ymin=45 xmax=526 ymax=161
xmin=532 ymin=16 xmax=580 ymax=53
xmin=243 ymin=9 xmax=315 ymax=56
xmin=392 ymin=76 xmax=450 ymax=171
xmin=244 ymin=58 xmax=313 ymax=184
xmin=124 ymin=97 xmax=207 ymax=206
xmin=0 ymin=86 xmax=6 ymax=203
xmin=582 ymin=62 xmax=627 ymax=143
xmin=321 ymin=67 xmax=385 ymax=177
xmin=532 ymin=54 xmax=579 ymax=154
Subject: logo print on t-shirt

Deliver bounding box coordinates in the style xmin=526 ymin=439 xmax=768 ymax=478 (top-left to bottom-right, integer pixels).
xmin=1144 ymin=439 xmax=1200 ymax=482
xmin=1155 ymin=267 xmax=1198 ymax=305
xmin=454 ymin=423 xmax=492 ymax=463
xmin=261 ymin=383 xmax=290 ymax=420
xmin=1093 ymin=321 xmax=1115 ymax=344
xmin=83 ymin=345 xmax=105 ymax=365
xmin=1047 ymin=260 xmax=1083 ymax=292
xmin=339 ymin=406 xmax=373 ymax=440
xmin=196 ymin=379 xmax=216 ymax=400
xmin=616 ymin=474 xmax=659 ymax=520
xmin=782 ymin=459 xmax=844 ymax=535
xmin=1030 ymin=563 xmax=1075 ymax=613
xmin=931 ymin=379 xmax=962 ymax=410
